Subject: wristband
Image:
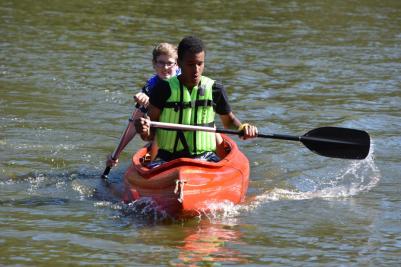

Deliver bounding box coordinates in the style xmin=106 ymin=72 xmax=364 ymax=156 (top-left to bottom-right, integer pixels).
xmin=238 ymin=123 xmax=250 ymax=131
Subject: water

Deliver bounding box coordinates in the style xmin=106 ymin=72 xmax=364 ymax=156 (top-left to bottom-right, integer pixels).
xmin=1 ymin=0 xmax=400 ymax=266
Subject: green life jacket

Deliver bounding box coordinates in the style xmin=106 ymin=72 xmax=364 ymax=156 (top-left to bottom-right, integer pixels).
xmin=157 ymin=76 xmax=216 ymax=156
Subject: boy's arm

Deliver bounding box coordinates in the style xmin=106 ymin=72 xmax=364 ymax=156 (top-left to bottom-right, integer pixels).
xmin=219 ymin=112 xmax=241 ymax=129
xmin=219 ymin=112 xmax=258 ymax=140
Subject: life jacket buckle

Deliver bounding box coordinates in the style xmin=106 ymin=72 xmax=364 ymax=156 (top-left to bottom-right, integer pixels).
xmin=139 ymin=153 xmax=152 ymax=164
xmin=174 ymin=103 xmax=180 ymax=112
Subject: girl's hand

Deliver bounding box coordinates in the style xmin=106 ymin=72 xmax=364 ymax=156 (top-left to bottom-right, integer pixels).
xmin=134 ymin=92 xmax=149 ymax=107
xmin=106 ymin=154 xmax=119 ymax=167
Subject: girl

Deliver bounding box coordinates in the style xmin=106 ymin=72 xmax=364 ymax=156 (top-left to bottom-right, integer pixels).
xmin=105 ymin=43 xmax=179 ymax=169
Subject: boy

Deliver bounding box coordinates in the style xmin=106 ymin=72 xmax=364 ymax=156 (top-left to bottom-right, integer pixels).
xmin=135 ymin=36 xmax=258 ymax=163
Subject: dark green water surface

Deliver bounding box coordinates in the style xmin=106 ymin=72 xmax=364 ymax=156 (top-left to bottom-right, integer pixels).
xmin=1 ymin=1 xmax=400 ymax=266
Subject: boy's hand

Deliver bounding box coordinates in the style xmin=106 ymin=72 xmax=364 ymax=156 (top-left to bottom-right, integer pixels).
xmin=135 ymin=115 xmax=151 ymax=140
xmin=239 ymin=123 xmax=258 ymax=140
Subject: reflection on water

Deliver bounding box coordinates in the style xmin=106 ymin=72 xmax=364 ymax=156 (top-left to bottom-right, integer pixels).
xmin=173 ymin=222 xmax=247 ymax=266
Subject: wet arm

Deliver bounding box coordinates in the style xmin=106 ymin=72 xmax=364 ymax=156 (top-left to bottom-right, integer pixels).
xmin=219 ymin=112 xmax=242 ymax=129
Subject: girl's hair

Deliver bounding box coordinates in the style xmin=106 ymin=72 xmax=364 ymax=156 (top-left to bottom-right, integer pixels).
xmin=152 ymin=43 xmax=178 ymax=62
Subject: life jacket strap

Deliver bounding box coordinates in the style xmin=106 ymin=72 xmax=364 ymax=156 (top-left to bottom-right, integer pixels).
xmin=164 ymin=99 xmax=213 ymax=112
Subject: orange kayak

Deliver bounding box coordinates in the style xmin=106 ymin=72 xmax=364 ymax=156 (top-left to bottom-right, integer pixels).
xmin=123 ymin=134 xmax=249 ymax=217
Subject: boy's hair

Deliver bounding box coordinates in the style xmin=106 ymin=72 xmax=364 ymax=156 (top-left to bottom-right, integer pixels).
xmin=178 ymin=36 xmax=205 ymax=61
xmin=152 ymin=43 xmax=178 ymax=62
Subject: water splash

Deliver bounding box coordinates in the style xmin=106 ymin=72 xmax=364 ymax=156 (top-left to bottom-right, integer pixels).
xmin=2 ymin=148 xmax=380 ymax=225
xmin=107 ymin=144 xmax=381 ymax=224
xmin=107 ymin=199 xmax=245 ymax=225
xmin=196 ymin=201 xmax=241 ymax=225
xmin=120 ymin=197 xmax=171 ymax=222
xmin=71 ymin=179 xmax=96 ymax=200
xmin=247 ymin=144 xmax=381 ymax=209
xmin=171 ymin=145 xmax=382 ymax=221
xmin=93 ymin=200 xmax=122 ymax=211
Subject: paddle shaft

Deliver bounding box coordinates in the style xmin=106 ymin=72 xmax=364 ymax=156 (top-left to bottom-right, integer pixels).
xmin=150 ymin=121 xmax=370 ymax=159
xmin=151 ymin=121 xmax=305 ymax=142
xmin=102 ymin=115 xmax=138 ymax=180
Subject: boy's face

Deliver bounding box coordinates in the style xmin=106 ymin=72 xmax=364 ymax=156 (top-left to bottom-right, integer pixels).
xmin=153 ymin=54 xmax=178 ymax=80
xmin=178 ymin=51 xmax=205 ymax=89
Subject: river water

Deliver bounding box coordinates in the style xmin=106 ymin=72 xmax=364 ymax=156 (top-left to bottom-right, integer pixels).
xmin=1 ymin=0 xmax=400 ymax=266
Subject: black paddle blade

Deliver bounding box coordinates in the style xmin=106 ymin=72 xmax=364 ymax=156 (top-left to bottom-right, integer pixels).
xmin=101 ymin=166 xmax=111 ymax=180
xmin=300 ymin=127 xmax=370 ymax=160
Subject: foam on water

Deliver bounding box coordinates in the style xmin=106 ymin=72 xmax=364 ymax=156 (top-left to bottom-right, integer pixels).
xmin=192 ymin=201 xmax=242 ymax=225
xmin=248 ymin=144 xmax=381 ymax=208
xmin=185 ymin=143 xmax=381 ymax=222
xmin=119 ymin=198 xmax=171 ymax=222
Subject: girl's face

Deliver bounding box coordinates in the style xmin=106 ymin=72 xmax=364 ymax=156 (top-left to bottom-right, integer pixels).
xmin=153 ymin=54 xmax=178 ymax=80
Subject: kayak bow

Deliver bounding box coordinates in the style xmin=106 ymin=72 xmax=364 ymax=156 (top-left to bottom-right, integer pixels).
xmin=123 ymin=134 xmax=249 ymax=217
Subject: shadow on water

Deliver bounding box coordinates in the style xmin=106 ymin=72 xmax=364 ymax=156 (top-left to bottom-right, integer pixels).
xmin=1 ymin=168 xmax=195 ymax=226
xmin=0 ymin=169 xmax=120 ymax=206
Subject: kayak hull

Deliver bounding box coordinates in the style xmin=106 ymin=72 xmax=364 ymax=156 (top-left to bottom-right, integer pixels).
xmin=123 ymin=135 xmax=249 ymax=217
